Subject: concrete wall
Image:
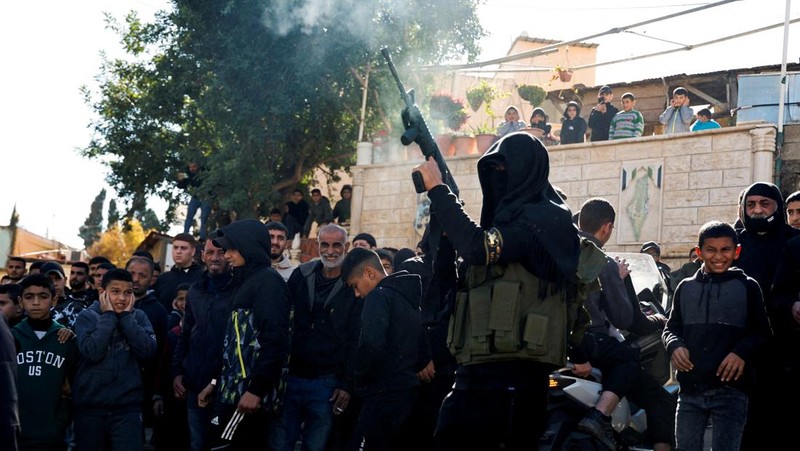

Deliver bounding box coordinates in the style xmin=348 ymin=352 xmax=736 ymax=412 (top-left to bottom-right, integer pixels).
xmin=350 ymin=123 xmax=777 ymax=268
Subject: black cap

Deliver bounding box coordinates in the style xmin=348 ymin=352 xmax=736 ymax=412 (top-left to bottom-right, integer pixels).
xmin=599 ymin=85 xmax=612 ymax=94
xmin=640 ymin=241 xmax=661 ymax=256
xmin=40 ymin=261 xmax=66 ymax=279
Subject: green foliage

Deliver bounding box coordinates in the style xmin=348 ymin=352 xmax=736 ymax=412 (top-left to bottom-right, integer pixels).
xmin=8 ymin=205 xmax=19 ymax=256
xmin=429 ymin=93 xmax=469 ymax=131
xmin=135 ymin=208 xmax=161 ymax=231
xmin=470 ymin=123 xmax=496 ymax=135
xmin=79 ymin=189 xmax=106 ymax=248
xmin=107 ymin=199 xmax=120 ymax=229
xmin=518 ymin=84 xmax=547 ymax=108
xmin=466 ymin=80 xmax=497 ymax=112
xmin=82 ymin=1 xmax=485 ymax=222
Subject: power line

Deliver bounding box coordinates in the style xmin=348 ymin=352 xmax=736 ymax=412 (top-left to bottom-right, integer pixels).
xmin=417 ymin=0 xmax=738 ymax=71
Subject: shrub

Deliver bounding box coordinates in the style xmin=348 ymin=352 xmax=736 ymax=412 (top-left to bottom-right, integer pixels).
xmin=429 ymin=92 xmax=469 ymax=131
xmin=518 ymin=84 xmax=547 ymax=108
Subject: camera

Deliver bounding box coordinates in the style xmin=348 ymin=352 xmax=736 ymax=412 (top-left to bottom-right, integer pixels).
xmin=597 ymin=97 xmax=605 ymax=105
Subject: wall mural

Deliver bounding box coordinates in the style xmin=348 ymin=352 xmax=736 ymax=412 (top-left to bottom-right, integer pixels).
xmin=619 ymin=160 xmax=663 ymax=244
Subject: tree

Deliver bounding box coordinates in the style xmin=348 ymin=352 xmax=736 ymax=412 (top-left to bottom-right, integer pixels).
xmin=135 ymin=208 xmax=161 ymax=232
xmin=87 ymin=219 xmax=146 ymax=267
xmin=82 ymin=1 xmax=485 ymax=224
xmin=79 ymin=189 xmax=106 ymax=248
xmin=8 ymin=204 xmax=19 ymax=256
xmin=107 ymin=199 xmax=120 ymax=229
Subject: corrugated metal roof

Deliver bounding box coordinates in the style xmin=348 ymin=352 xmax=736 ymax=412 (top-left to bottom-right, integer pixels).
xmin=571 ymin=62 xmax=800 ymax=94
xmin=514 ymin=36 xmax=599 ymax=49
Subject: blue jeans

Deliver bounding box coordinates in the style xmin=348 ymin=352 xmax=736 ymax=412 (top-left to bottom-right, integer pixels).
xmin=187 ymin=391 xmax=214 ymax=451
xmin=270 ymin=375 xmax=337 ymax=451
xmin=676 ymin=386 xmax=748 ymax=451
xmin=184 ymin=196 xmax=211 ymax=240
xmin=74 ymin=410 xmax=143 ymax=451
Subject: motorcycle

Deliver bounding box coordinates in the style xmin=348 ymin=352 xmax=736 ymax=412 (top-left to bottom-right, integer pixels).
xmin=539 ymin=253 xmax=678 ymax=451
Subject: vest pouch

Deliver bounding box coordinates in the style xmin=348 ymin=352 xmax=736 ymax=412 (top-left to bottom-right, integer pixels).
xmin=523 ymin=313 xmax=548 ymax=356
xmin=489 ymin=280 xmax=522 ymax=353
xmin=447 ymin=291 xmax=469 ymax=353
xmin=468 ymin=285 xmax=493 ymax=355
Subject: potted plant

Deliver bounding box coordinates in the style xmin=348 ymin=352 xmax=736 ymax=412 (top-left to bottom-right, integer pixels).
xmin=554 ymin=65 xmax=573 ymax=82
xmin=451 ymin=130 xmax=478 ymax=156
xmin=428 ymin=92 xmax=469 ymax=156
xmin=518 ymin=84 xmax=547 ymax=110
xmin=471 ymin=123 xmax=498 ymax=153
xmin=467 ymin=81 xmax=507 ymax=153
xmin=466 ymin=81 xmax=497 ymax=113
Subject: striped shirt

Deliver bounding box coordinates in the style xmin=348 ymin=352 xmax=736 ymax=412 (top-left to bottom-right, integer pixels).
xmin=609 ymin=109 xmax=644 ymax=140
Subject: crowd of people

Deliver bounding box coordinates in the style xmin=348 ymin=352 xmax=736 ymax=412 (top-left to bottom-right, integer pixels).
xmin=495 ymin=85 xmax=722 ymax=144
xmin=2 ymin=128 xmax=800 ymax=451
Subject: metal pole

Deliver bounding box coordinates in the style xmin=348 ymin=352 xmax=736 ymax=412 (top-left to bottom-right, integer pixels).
xmin=775 ymin=0 xmax=792 ymax=187
xmin=357 ymin=67 xmax=370 ymax=142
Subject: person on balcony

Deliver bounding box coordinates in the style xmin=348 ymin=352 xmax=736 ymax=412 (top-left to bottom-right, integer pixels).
xmin=529 ymin=108 xmax=558 ymax=142
xmin=659 ymin=87 xmax=693 ymax=134
xmin=588 ymin=86 xmax=618 ymax=142
xmin=495 ymin=106 xmax=527 ymax=137
xmin=559 ymin=101 xmax=587 ymax=144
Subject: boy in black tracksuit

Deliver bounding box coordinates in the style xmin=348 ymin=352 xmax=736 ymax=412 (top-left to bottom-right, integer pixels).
xmin=13 ymin=274 xmax=79 ymax=450
xmin=341 ymin=248 xmax=429 ymax=451
xmin=662 ymin=221 xmax=771 ymax=451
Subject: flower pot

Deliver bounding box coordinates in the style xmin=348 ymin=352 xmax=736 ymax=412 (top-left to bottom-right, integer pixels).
xmin=558 ymin=70 xmax=573 ymax=82
xmin=521 ymin=128 xmax=545 ymax=139
xmin=475 ymin=134 xmax=498 ymax=153
xmin=453 ymin=136 xmax=478 ymax=156
xmin=435 ymin=134 xmax=455 ymax=157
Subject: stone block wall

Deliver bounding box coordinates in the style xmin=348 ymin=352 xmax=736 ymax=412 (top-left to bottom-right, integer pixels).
xmin=350 ymin=124 xmax=777 ymax=269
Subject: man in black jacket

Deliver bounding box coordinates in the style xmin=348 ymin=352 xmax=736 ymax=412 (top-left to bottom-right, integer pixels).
xmin=172 ymin=238 xmax=234 ymax=451
xmin=199 ymin=219 xmax=290 ymax=449
xmin=735 ymin=182 xmax=799 ymax=450
xmin=0 ymin=310 xmax=19 ymax=450
xmin=587 ymin=86 xmax=619 ymax=142
xmin=414 ymin=133 xmax=585 ymax=450
xmin=270 ymin=223 xmax=361 ymax=451
xmin=126 ymin=256 xmax=169 ymax=447
xmin=572 ymin=198 xmax=674 ymax=451
xmin=155 ymin=233 xmax=204 ymax=312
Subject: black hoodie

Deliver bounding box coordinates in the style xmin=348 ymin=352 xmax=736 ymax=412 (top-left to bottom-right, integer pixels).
xmin=663 ymin=267 xmax=770 ymax=394
xmin=214 ymin=219 xmax=290 ymax=398
xmin=428 ymin=131 xmax=580 ymax=286
xmin=354 ymin=271 xmax=428 ymax=397
xmin=735 ymin=182 xmax=800 ymax=300
xmin=560 ymin=101 xmax=587 ymax=145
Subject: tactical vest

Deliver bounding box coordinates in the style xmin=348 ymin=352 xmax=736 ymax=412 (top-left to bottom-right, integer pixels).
xmin=447 ymin=237 xmax=606 ymax=367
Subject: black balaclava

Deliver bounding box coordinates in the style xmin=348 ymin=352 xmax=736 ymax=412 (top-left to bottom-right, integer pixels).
xmin=477 ymin=132 xmax=579 ymax=284
xmin=742 ymin=182 xmax=785 ymax=234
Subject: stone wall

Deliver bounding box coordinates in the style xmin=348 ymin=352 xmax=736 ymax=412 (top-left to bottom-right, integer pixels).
xmin=350 ymin=124 xmax=777 ymax=268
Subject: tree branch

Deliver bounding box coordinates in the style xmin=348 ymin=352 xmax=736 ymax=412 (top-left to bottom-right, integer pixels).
xmin=271 ymin=146 xmax=355 ymax=193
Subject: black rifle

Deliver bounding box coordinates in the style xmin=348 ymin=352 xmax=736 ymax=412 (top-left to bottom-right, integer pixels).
xmin=380 ymin=48 xmax=459 ymax=197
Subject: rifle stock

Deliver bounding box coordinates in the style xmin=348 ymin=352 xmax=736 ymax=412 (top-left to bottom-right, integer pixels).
xmin=380 ymin=48 xmax=459 ymax=196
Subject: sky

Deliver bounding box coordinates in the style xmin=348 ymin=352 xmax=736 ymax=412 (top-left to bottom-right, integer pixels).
xmin=2 ymin=0 xmax=798 ymax=249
